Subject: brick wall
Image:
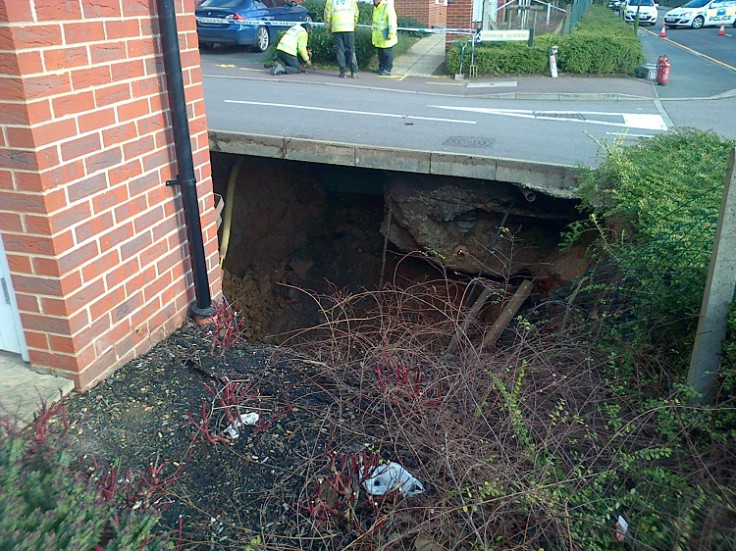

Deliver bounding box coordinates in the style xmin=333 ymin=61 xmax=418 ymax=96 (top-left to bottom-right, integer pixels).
xmin=445 ymin=0 xmax=474 ymax=48
xmin=0 ymin=0 xmax=221 ymax=388
xmin=427 ymin=3 xmax=447 ymax=27
xmin=395 ymin=0 xmax=447 ymax=28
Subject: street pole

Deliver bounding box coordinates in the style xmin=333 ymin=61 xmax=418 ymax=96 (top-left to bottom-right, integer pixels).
xmin=634 ymin=1 xmax=641 ymax=34
xmin=687 ymin=147 xmax=736 ymax=404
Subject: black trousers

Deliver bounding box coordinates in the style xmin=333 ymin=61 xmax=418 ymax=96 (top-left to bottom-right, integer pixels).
xmin=333 ymin=32 xmax=358 ymax=74
xmin=377 ymin=47 xmax=393 ymax=73
xmin=277 ymin=50 xmax=303 ymax=74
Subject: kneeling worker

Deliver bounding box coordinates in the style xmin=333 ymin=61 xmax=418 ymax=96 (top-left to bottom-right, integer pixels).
xmin=272 ymin=22 xmax=312 ymax=75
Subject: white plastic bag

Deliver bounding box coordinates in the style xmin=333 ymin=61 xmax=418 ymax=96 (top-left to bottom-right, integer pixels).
xmin=224 ymin=412 xmax=259 ymax=439
xmin=361 ymin=462 xmax=424 ymax=496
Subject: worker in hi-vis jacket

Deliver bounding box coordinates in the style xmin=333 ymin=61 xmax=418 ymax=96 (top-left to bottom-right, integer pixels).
xmin=324 ymin=0 xmax=360 ymax=78
xmin=371 ymin=0 xmax=397 ymax=76
xmin=272 ymin=22 xmax=312 ymax=75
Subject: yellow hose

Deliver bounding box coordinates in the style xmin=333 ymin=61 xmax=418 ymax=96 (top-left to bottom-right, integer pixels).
xmin=218 ymin=158 xmax=242 ymax=268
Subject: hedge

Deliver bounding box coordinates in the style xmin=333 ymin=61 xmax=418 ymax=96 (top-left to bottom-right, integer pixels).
xmin=270 ymin=0 xmax=424 ymax=70
xmin=445 ymin=4 xmax=644 ymax=77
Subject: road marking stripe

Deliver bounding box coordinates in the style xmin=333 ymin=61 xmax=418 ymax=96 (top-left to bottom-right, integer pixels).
xmin=427 ymin=105 xmax=667 ymax=130
xmin=224 ymin=100 xmax=477 ymax=125
xmin=621 ymin=114 xmax=667 ymax=130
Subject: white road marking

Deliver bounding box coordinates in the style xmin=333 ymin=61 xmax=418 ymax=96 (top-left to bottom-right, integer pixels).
xmin=224 ymin=100 xmax=476 ymax=125
xmin=427 ymin=105 xmax=667 ymax=130
xmin=621 ymin=114 xmax=667 ymax=130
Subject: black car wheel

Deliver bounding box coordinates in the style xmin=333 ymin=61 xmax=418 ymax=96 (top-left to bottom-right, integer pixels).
xmin=691 ymin=15 xmax=705 ymax=29
xmin=254 ymin=26 xmax=270 ymax=52
xmin=199 ymin=41 xmax=215 ymax=50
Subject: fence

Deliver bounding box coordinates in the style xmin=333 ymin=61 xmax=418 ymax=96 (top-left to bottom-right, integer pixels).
xmin=567 ymin=0 xmax=594 ymax=32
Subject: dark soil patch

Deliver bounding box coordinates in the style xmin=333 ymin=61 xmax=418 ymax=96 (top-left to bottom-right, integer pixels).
xmin=63 ymin=323 xmax=345 ymax=549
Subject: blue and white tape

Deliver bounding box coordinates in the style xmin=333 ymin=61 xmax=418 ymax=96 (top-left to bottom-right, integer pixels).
xmin=204 ymin=18 xmax=475 ymax=35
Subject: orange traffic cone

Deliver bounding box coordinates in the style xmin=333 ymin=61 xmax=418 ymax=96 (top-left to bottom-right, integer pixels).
xmin=659 ymin=24 xmax=667 ymax=38
xmin=718 ymin=23 xmax=725 ymax=36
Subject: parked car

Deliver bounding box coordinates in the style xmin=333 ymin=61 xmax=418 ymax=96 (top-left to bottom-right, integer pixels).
xmin=195 ymin=0 xmax=312 ymax=53
xmin=608 ymin=0 xmax=626 ymax=11
xmin=663 ymin=0 xmax=736 ymax=28
xmin=623 ymin=0 xmax=660 ymax=25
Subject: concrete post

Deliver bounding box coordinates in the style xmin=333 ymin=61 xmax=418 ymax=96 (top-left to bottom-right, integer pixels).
xmin=687 ymin=147 xmax=736 ymax=404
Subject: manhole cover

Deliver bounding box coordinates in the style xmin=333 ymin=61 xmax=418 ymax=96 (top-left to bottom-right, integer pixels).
xmin=443 ymin=136 xmax=495 ymax=148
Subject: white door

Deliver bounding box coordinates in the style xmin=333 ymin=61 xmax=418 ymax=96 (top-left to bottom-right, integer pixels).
xmin=0 ymin=234 xmax=27 ymax=359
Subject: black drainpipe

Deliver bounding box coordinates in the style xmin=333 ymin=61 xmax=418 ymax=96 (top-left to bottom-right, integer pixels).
xmin=156 ymin=0 xmax=214 ymax=319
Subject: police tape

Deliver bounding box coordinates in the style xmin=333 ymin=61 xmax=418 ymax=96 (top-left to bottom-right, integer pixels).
xmin=219 ymin=18 xmax=475 ymax=35
xmin=359 ymin=22 xmax=475 ymax=34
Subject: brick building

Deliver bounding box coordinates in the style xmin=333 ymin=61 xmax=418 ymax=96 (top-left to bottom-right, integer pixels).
xmin=395 ymin=0 xmax=447 ymax=29
xmin=0 ymin=0 xmax=221 ymax=389
xmin=391 ymin=0 xmax=476 ymax=49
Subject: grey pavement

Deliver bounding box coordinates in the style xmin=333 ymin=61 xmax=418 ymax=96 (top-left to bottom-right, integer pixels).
xmin=0 ymin=350 xmax=74 ymax=427
xmin=391 ymin=31 xmax=448 ymax=77
xmin=5 ymin=24 xmax=736 ymax=426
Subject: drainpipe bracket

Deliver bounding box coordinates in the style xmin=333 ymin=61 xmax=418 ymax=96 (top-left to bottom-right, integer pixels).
xmin=166 ymin=177 xmax=197 ymax=187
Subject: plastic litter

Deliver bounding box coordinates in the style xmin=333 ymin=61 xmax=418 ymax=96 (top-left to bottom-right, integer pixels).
xmin=224 ymin=412 xmax=259 ymax=439
xmin=360 ymin=462 xmax=424 ymax=496
xmin=615 ymin=515 xmax=629 ymax=542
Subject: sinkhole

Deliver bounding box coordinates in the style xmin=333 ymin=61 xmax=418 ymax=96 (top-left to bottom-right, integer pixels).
xmin=210 ymin=153 xmax=590 ymax=343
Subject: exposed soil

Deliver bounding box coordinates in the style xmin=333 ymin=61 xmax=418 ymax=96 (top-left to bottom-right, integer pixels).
xmin=209 ymin=153 xmax=586 ymax=345
xmin=63 ymin=322 xmax=343 ymax=549
xmin=58 ymin=156 xmax=600 ymax=549
xmin=211 ymin=154 xmax=393 ymax=343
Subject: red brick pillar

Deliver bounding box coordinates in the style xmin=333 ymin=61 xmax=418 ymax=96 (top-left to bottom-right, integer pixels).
xmin=394 ymin=0 xmax=447 ymax=28
xmin=446 ymin=0 xmax=474 ymax=49
xmin=0 ymin=0 xmax=221 ymax=388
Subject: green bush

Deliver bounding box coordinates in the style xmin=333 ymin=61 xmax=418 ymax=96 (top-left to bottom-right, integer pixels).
xmin=301 ymin=0 xmax=326 ymax=22
xmin=560 ymin=32 xmax=644 ymax=73
xmin=573 ymin=129 xmax=735 ymax=326
xmin=272 ymin=0 xmax=374 ymax=67
xmin=357 ymin=1 xmax=373 ymax=26
xmin=446 ymin=36 xmax=554 ymax=76
xmin=269 ymin=26 xmax=375 ymax=67
xmin=0 ymin=406 xmax=172 ymax=550
xmin=554 ymin=128 xmax=736 ymax=551
xmin=445 ymin=4 xmax=644 ymax=76
xmin=270 ymin=11 xmax=420 ymax=70
xmin=302 ymin=0 xmax=373 ymax=26
xmin=397 ymin=16 xmax=430 ymax=38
